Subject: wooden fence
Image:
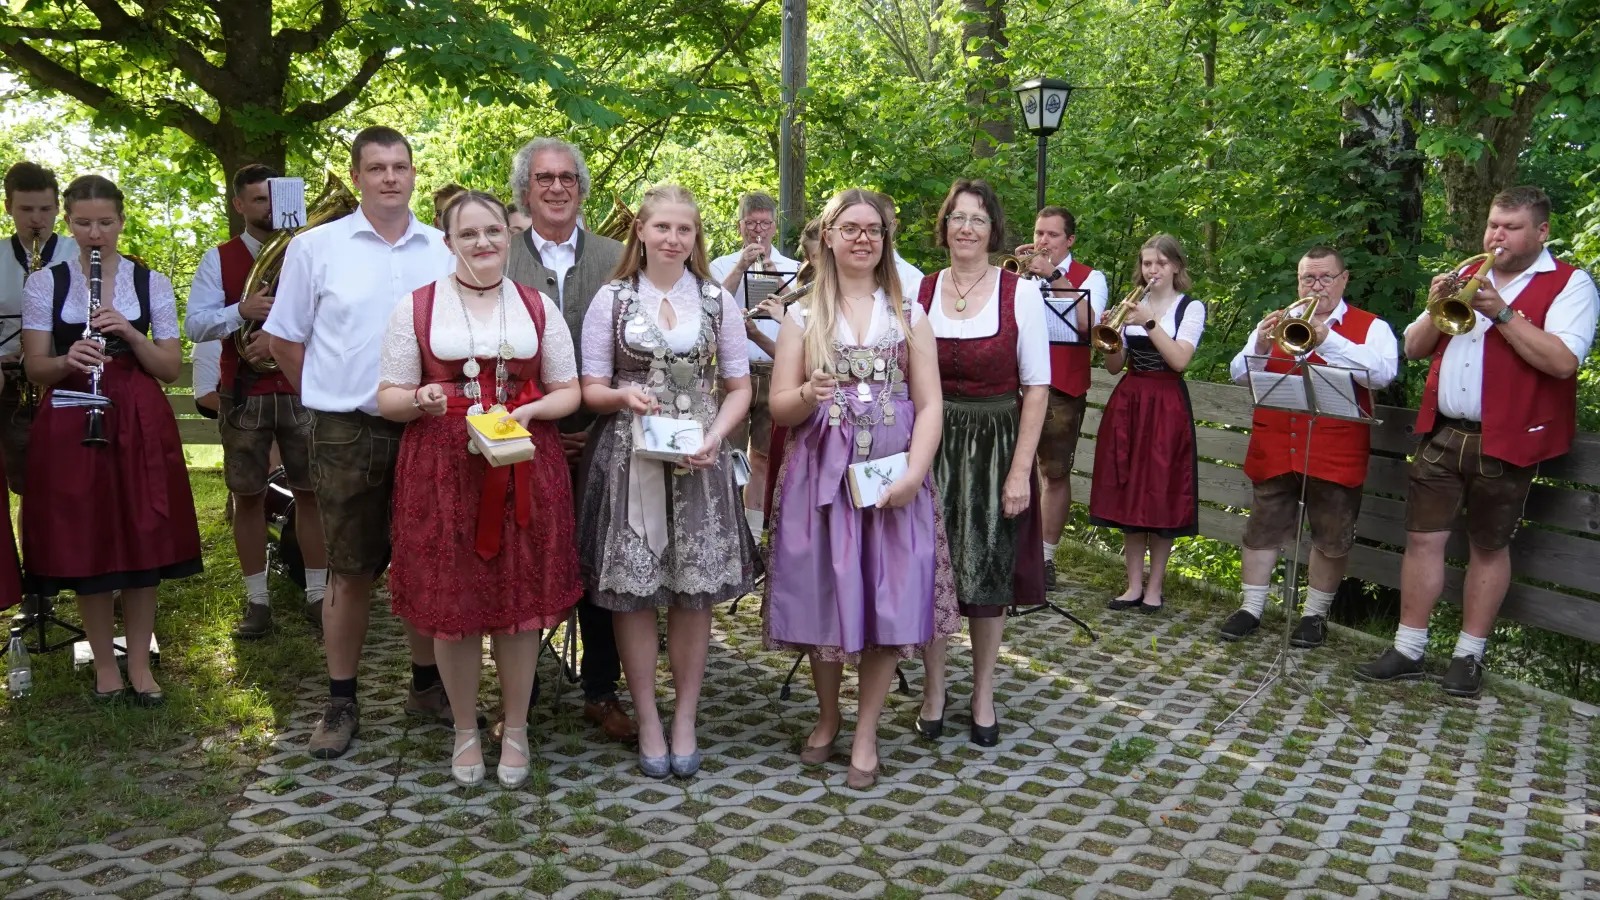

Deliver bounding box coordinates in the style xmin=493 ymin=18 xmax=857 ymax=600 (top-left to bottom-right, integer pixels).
xmin=1071 ymin=369 xmax=1600 ymax=643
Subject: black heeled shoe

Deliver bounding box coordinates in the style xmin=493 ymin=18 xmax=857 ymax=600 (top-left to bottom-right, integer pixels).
xmin=970 ymin=720 xmax=1000 ymax=747
xmin=913 ymin=692 xmax=948 ymax=740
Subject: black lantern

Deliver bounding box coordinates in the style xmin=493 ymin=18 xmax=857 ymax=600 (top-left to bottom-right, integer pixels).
xmin=1012 ymin=78 xmax=1074 ymax=212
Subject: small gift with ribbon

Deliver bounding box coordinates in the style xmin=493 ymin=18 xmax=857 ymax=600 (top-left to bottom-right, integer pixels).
xmin=846 ymin=451 xmax=907 ymax=509
xmin=633 ymin=414 xmax=704 ymax=463
xmin=467 ymin=412 xmax=536 ymax=466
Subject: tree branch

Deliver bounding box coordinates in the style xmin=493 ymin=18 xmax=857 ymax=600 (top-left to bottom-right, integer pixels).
xmin=286 ymin=51 xmax=387 ymax=123
xmin=79 ymin=0 xmax=239 ymax=100
xmin=0 ymin=38 xmax=217 ymax=145
xmin=276 ymin=0 xmax=349 ymax=55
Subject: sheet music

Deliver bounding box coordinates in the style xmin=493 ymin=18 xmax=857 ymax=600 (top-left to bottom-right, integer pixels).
xmin=50 ymin=389 xmax=111 ymax=409
xmin=1042 ymin=288 xmax=1089 ymax=344
xmin=268 ymin=178 xmax=308 ymax=230
xmin=1307 ymin=365 xmax=1363 ymax=419
xmin=743 ymin=270 xmax=795 ymax=318
xmin=1248 ymin=370 xmax=1309 ymax=412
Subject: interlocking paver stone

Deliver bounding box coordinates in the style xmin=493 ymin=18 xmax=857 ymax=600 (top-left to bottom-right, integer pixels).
xmin=5 ymin=584 xmax=1597 ymax=899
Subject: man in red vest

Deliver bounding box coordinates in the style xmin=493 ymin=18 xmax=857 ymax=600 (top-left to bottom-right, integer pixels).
xmin=1356 ymin=187 xmax=1597 ymax=697
xmin=1219 ymin=247 xmax=1398 ymax=646
xmin=184 ymin=164 xmax=328 ymax=639
xmin=1015 ymin=206 xmax=1106 ymax=589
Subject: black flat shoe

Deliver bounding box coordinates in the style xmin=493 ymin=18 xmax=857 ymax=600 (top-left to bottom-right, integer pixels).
xmin=1107 ymin=593 xmax=1144 ymax=611
xmin=132 ymin=689 xmax=166 ymax=708
xmin=92 ymin=686 xmax=129 ymax=704
xmin=1138 ymin=598 xmax=1165 ymax=615
xmin=913 ymin=692 xmax=948 ymax=740
xmin=970 ymin=720 xmax=1000 ymax=747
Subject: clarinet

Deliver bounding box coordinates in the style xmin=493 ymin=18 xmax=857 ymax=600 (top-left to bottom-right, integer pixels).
xmin=82 ymin=248 xmax=109 ymax=446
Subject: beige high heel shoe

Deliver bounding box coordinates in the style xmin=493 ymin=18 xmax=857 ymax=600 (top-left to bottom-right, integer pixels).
xmin=498 ymin=725 xmax=529 ymax=788
xmin=451 ymin=728 xmax=484 ymax=787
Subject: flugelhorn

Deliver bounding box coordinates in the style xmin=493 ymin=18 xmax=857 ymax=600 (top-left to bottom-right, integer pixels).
xmin=234 ymin=171 xmax=358 ymax=372
xmin=83 ymin=248 xmax=109 ymax=447
xmin=1092 ymin=286 xmax=1147 ymax=354
xmin=1272 ymin=296 xmax=1323 ymax=356
xmin=1000 ymin=249 xmax=1042 ymax=275
xmin=1427 ymin=248 xmax=1501 ymax=336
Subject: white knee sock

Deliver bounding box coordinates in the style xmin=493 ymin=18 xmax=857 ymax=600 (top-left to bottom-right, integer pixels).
xmin=1302 ymin=587 xmax=1336 ymax=618
xmin=1043 ymin=541 xmax=1058 ymax=559
xmin=244 ymin=570 xmax=270 ymax=606
xmin=1453 ymin=632 xmax=1487 ymax=660
xmin=744 ymin=508 xmax=765 ymax=538
xmin=1393 ymin=624 xmax=1429 ymax=661
xmin=304 ymin=568 xmax=328 ymax=604
xmin=1240 ymin=584 xmax=1269 ymax=618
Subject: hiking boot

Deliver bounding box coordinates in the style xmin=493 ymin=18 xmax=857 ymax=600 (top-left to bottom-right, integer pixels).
xmin=1354 ymin=648 xmax=1425 ymax=683
xmin=303 ymin=597 xmax=324 ymax=638
xmin=1441 ymin=654 xmax=1484 ymax=698
xmin=233 ymin=602 xmax=273 ymax=640
xmin=406 ymin=683 xmax=456 ymax=724
xmin=309 ymin=697 xmax=359 ymax=759
xmin=1218 ymin=609 xmax=1260 ymax=642
xmin=1043 ymin=558 xmax=1058 ymax=591
xmin=1289 ymin=615 xmax=1326 ymax=649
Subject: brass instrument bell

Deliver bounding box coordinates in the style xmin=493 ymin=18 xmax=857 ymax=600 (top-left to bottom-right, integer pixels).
xmin=1091 ymin=286 xmax=1146 ymax=354
xmin=1427 ymin=248 xmax=1501 ymax=337
xmin=1272 ymin=296 xmax=1324 ymax=356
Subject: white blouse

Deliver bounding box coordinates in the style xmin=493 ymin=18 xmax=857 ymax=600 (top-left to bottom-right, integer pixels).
xmin=1124 ymin=294 xmax=1206 ymax=347
xmin=580 ymin=269 xmax=751 ymax=380
xmin=789 ymin=289 xmax=925 ymax=347
xmin=23 ymin=258 xmax=181 ymax=340
xmin=925 ymin=270 xmax=1051 ymax=386
xmin=378 ymin=278 xmax=577 ymax=386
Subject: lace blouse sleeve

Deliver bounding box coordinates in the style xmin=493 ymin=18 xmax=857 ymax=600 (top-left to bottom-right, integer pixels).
xmin=22 ymin=268 xmax=54 ymax=332
xmin=717 ymin=288 xmax=751 ymax=378
xmin=148 ymin=271 xmax=181 ymax=341
xmin=378 ymin=297 xmax=422 ymax=386
xmin=580 ymin=283 xmax=619 ymax=379
xmin=539 ymin=297 xmax=579 ymax=383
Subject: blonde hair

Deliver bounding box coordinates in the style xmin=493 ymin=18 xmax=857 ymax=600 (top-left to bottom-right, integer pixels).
xmin=1134 ymin=233 xmax=1193 ymax=292
xmin=803 ymin=190 xmax=910 ymax=374
xmin=610 ymin=184 xmax=713 ymax=282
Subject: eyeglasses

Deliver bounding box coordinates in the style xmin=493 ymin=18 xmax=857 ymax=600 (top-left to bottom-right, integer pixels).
xmin=532 ymin=172 xmax=579 ymax=188
xmin=741 ymin=219 xmax=776 ymax=232
xmin=832 ymin=223 xmax=886 ymax=242
xmin=1298 ymin=272 xmax=1346 ymax=286
xmin=945 ymin=213 xmax=991 ymax=230
xmin=453 ymin=225 xmax=507 ymax=244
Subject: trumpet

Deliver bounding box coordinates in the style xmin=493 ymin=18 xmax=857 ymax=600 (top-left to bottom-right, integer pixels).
xmin=1000 ymin=249 xmax=1042 ymax=275
xmin=1092 ymin=286 xmax=1147 ymax=354
xmin=1272 ymin=296 xmax=1323 ymax=356
xmin=1427 ymin=248 xmax=1501 ymax=336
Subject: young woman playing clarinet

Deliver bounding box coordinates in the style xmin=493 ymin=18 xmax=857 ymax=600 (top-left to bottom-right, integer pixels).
xmin=764 ymin=190 xmax=957 ymax=789
xmin=376 ymin=191 xmax=583 ymax=788
xmin=578 ymin=184 xmax=758 ymax=779
xmin=20 ymin=175 xmax=201 ymax=705
xmin=915 ymin=179 xmax=1051 ymax=748
xmin=1088 ymin=234 xmax=1205 ymax=613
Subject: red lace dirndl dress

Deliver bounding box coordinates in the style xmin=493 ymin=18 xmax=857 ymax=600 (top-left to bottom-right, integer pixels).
xmin=388 ymin=280 xmax=582 ymax=640
xmin=23 ymin=262 xmax=202 ymax=596
xmin=0 ymin=456 xmax=20 ymax=611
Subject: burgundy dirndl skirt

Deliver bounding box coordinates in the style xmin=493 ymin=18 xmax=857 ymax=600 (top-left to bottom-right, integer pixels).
xmin=388 ymin=412 xmax=582 ymax=640
xmin=23 ymin=357 xmax=203 ymax=595
xmin=1088 ymin=370 xmax=1199 ymax=537
xmin=0 ymin=455 xmax=20 ymax=610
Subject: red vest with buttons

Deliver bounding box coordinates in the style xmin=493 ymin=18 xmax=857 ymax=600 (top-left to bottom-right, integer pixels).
xmin=218 ymin=236 xmax=294 ymax=397
xmin=1242 ymin=305 xmax=1379 ymax=488
xmin=917 ymin=269 xmax=1023 ymax=398
xmin=1414 ymin=258 xmax=1579 ymax=468
xmin=1047 ymin=257 xmax=1096 ymax=397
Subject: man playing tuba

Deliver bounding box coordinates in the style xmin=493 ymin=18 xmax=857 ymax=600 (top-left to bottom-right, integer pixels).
xmin=1220 ymin=247 xmax=1397 ymax=647
xmin=184 ymin=164 xmax=329 ymax=639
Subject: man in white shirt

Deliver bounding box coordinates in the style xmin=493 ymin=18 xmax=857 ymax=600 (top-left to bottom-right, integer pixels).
xmin=265 ymin=126 xmax=454 ymax=759
xmin=1 ymin=162 xmax=77 ymax=496
xmin=868 ymin=191 xmax=925 ymax=293
xmin=186 ymin=163 xmax=328 ymax=642
xmin=709 ymin=192 xmax=798 ymax=537
xmin=1220 ymin=247 xmax=1398 ymax=648
xmin=1356 ymin=186 xmax=1598 ymax=698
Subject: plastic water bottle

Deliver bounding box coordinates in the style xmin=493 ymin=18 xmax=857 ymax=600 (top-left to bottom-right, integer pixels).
xmin=7 ymin=627 xmax=31 ymax=698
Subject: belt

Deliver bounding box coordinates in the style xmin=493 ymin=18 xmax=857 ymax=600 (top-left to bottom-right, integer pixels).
xmin=1437 ymin=415 xmax=1482 ymax=434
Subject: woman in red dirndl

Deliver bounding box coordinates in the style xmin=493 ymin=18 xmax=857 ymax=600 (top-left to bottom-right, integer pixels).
xmin=1088 ymin=234 xmax=1205 ymax=613
xmin=377 ymin=193 xmax=582 ymax=788
xmin=20 ymin=175 xmax=202 ymax=704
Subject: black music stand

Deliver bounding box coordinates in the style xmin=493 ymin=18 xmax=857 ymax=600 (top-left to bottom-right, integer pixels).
xmin=10 ymin=595 xmax=85 ymax=655
xmin=741 ymin=270 xmax=798 ymax=319
xmin=1212 ymin=357 xmax=1375 ymax=742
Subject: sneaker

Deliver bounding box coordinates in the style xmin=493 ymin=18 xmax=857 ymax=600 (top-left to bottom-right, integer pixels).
xmin=1441 ymin=654 xmax=1484 ymax=698
xmin=303 ymin=597 xmax=324 ymax=638
xmin=406 ymin=683 xmax=456 ymax=725
xmin=233 ymin=602 xmax=273 ymax=640
xmin=1289 ymin=615 xmax=1326 ymax=649
xmin=1218 ymin=609 xmax=1260 ymax=642
xmin=1354 ymin=648 xmax=1425 ymax=683
xmin=309 ymin=697 xmax=359 ymax=759
xmin=1043 ymin=558 xmax=1058 ymax=591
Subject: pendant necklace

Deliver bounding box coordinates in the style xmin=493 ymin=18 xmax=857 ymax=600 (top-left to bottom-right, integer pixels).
xmin=456 ymin=281 xmax=509 ymax=418
xmin=949 ymin=268 xmax=989 ymax=313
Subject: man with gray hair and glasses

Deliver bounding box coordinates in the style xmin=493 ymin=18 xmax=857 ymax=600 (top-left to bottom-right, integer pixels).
xmin=504 ymin=137 xmax=636 ymax=743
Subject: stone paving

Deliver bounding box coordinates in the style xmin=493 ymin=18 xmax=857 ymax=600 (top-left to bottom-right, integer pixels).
xmin=2 ymin=584 xmax=1597 ymax=899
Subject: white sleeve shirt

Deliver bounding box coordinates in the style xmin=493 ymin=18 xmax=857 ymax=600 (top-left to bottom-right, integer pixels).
xmin=925 ymin=269 xmax=1052 ymax=386
xmin=184 ymin=231 xmax=264 ymax=343
xmin=0 ymin=232 xmax=78 ymax=356
xmin=1228 ymin=299 xmax=1399 ymax=390
xmin=263 ymin=207 xmax=453 ymax=415
xmin=1411 ymin=250 xmax=1599 ymax=421
xmin=191 ymin=339 xmax=223 ymax=398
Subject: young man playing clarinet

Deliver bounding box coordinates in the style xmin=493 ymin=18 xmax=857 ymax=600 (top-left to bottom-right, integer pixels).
xmin=265 ymin=127 xmax=454 ymax=758
xmin=185 ymin=164 xmax=328 ymax=639
xmin=1014 ymin=207 xmax=1105 ymax=589
xmin=1220 ymin=248 xmax=1397 ymax=646
xmin=1356 ymin=188 xmax=1596 ymax=697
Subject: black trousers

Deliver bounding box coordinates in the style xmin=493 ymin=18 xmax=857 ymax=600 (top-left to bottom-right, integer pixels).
xmin=576 ymin=592 xmax=621 ymax=701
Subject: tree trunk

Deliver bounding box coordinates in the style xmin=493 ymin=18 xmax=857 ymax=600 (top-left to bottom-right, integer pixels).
xmin=1434 ymin=82 xmax=1549 ymax=252
xmin=210 ymin=120 xmax=290 ymax=238
xmin=1199 ymin=24 xmax=1219 ymax=274
xmin=961 ymin=0 xmax=1011 ymax=158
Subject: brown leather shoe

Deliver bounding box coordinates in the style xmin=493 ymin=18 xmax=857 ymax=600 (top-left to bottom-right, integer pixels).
xmin=584 ymin=698 xmax=639 ymax=741
xmin=233 ymin=602 xmax=273 ymax=640
xmin=406 ymin=683 xmax=455 ymax=724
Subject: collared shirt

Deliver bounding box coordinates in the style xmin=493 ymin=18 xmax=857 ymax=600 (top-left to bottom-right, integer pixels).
xmin=1 ymin=231 xmax=78 ymax=356
xmin=1407 ymin=249 xmax=1598 ymax=420
xmin=709 ymin=246 xmax=800 ymax=364
xmin=1229 ymin=299 xmax=1399 ymax=390
xmin=263 ymin=207 xmax=451 ymax=414
xmin=893 ymin=251 xmax=924 ymax=297
xmin=1043 ymin=253 xmax=1109 ymax=343
xmin=184 ymin=230 xmax=265 ymax=342
xmin=530 ymin=226 xmax=580 ymax=307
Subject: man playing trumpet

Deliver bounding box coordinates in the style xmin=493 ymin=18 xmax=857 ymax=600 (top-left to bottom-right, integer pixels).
xmin=1356 ymin=187 xmax=1596 ymax=697
xmin=1220 ymin=247 xmax=1397 ymax=645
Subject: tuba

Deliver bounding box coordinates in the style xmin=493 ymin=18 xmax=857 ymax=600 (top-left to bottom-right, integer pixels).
xmin=233 ymin=171 xmax=358 ymax=371
xmin=1427 ymin=248 xmax=1500 ymax=336
xmin=1272 ymin=296 xmax=1323 ymax=356
xmin=593 ymin=195 xmax=635 ymax=242
xmin=1091 ymin=286 xmax=1147 ymax=354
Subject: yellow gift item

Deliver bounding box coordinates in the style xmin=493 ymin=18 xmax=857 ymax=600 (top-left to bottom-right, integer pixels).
xmin=466 ymin=412 xmax=536 ymax=466
xmin=468 ymin=412 xmax=532 ymax=441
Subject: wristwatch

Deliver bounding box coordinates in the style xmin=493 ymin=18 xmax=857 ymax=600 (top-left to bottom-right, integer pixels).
xmin=1492 ymin=306 xmax=1515 ymax=325
xmin=1144 ymin=319 xmax=1158 ymax=331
